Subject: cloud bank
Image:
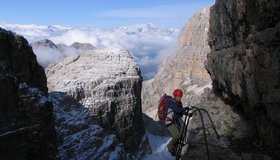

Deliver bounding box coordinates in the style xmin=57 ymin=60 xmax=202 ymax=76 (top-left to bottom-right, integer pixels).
xmin=1 ymin=23 xmax=179 ymax=79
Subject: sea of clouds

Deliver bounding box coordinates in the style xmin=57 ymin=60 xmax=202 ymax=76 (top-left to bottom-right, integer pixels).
xmin=0 ymin=23 xmax=179 ymax=79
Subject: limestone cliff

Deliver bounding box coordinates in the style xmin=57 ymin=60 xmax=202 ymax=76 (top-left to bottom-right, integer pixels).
xmin=0 ymin=28 xmax=57 ymax=159
xmin=206 ymin=0 xmax=280 ymax=158
xmin=142 ymin=8 xmax=211 ymax=119
xmin=46 ymin=48 xmax=149 ymax=158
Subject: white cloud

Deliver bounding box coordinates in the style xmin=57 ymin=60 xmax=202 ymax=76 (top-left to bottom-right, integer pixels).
xmin=138 ymin=56 xmax=156 ymax=66
xmin=1 ymin=23 xmax=179 ymax=79
xmin=58 ymin=45 xmax=83 ymax=57
xmin=50 ymin=29 xmax=98 ymax=46
xmin=32 ymin=47 xmax=64 ymax=68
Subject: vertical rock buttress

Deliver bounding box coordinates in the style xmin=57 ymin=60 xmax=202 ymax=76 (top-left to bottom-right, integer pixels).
xmin=0 ymin=28 xmax=57 ymax=159
xmin=206 ymin=0 xmax=280 ymax=157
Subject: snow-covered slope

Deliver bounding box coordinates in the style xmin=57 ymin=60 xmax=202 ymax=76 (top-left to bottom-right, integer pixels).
xmin=51 ymin=92 xmax=130 ymax=159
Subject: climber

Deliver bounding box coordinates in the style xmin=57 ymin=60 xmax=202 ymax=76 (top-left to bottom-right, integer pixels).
xmin=165 ymin=89 xmax=190 ymax=156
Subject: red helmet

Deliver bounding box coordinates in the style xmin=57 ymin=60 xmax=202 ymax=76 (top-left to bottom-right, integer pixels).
xmin=173 ymin=89 xmax=183 ymax=97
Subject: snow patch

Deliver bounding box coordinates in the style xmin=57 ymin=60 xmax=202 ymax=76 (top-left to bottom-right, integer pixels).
xmin=145 ymin=132 xmax=174 ymax=160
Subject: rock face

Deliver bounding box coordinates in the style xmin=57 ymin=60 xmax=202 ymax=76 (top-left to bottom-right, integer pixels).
xmin=50 ymin=92 xmax=149 ymax=160
xmin=46 ymin=48 xmax=147 ymax=157
xmin=177 ymin=7 xmax=211 ymax=83
xmin=206 ymin=0 xmax=280 ymax=158
xmin=180 ymin=88 xmax=259 ymax=160
xmin=142 ymin=8 xmax=211 ymax=122
xmin=0 ymin=28 xmax=57 ymax=159
xmin=141 ymin=5 xmax=274 ymax=159
xmin=0 ymin=28 xmax=48 ymax=92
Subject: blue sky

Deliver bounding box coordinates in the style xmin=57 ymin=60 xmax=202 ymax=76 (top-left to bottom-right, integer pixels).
xmin=0 ymin=0 xmax=214 ymax=29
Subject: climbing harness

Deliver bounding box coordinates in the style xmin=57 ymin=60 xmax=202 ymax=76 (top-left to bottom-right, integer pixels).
xmin=175 ymin=106 xmax=220 ymax=160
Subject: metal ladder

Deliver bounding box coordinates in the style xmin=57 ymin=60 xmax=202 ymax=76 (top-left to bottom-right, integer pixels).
xmin=175 ymin=106 xmax=220 ymax=160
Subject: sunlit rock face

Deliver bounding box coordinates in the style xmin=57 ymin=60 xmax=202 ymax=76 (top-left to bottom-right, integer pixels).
xmin=0 ymin=28 xmax=57 ymax=159
xmin=142 ymin=8 xmax=211 ymax=120
xmin=206 ymin=0 xmax=280 ymax=158
xmin=46 ymin=48 xmax=148 ymax=157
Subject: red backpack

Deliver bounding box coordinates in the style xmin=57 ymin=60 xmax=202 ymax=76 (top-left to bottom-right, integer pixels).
xmin=157 ymin=94 xmax=173 ymax=120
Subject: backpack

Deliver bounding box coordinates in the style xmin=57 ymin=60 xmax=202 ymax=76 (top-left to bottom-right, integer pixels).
xmin=157 ymin=94 xmax=173 ymax=120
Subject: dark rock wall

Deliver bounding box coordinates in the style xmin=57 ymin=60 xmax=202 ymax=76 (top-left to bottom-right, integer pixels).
xmin=206 ymin=0 xmax=280 ymax=157
xmin=0 ymin=28 xmax=47 ymax=92
xmin=0 ymin=28 xmax=57 ymax=159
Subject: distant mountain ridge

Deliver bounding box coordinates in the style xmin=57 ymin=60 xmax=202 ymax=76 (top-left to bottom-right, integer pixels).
xmin=31 ymin=39 xmax=96 ymax=67
xmin=1 ymin=23 xmax=179 ymax=79
xmin=0 ymin=23 xmax=179 ymax=44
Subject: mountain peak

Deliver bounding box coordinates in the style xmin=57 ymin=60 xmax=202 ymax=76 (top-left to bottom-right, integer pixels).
xmin=70 ymin=42 xmax=96 ymax=50
xmin=32 ymin=39 xmax=57 ymax=49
